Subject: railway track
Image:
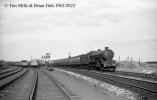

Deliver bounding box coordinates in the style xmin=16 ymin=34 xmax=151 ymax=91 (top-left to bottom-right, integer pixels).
xmin=0 ymin=68 xmax=28 ymax=90
xmin=107 ymin=71 xmax=157 ymax=81
xmin=0 ymin=68 xmax=23 ymax=80
xmin=59 ymin=68 xmax=157 ymax=99
xmin=1 ymin=68 xmax=79 ymax=100
xmin=0 ymin=68 xmax=36 ymax=100
xmin=33 ymin=69 xmax=76 ymax=100
xmin=29 ymin=69 xmax=38 ymax=100
xmin=0 ymin=67 xmax=19 ymax=75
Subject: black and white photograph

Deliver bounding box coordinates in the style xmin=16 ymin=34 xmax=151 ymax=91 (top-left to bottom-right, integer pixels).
xmin=0 ymin=0 xmax=157 ymax=100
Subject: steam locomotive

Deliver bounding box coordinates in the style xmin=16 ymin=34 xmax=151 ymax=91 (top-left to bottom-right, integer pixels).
xmin=53 ymin=47 xmax=118 ymax=71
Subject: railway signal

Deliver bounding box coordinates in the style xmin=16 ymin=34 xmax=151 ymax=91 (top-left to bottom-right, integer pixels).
xmin=41 ymin=53 xmax=51 ymax=67
xmin=46 ymin=53 xmax=50 ymax=59
xmin=46 ymin=53 xmax=50 ymax=63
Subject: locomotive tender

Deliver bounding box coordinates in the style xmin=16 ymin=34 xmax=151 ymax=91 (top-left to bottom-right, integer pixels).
xmin=53 ymin=47 xmax=117 ymax=71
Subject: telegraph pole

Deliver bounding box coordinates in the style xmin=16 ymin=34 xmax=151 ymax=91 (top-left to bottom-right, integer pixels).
xmin=139 ymin=58 xmax=141 ymax=65
xmin=127 ymin=56 xmax=129 ymax=61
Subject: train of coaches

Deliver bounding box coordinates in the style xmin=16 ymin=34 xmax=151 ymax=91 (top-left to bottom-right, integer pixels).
xmin=14 ymin=59 xmax=41 ymax=67
xmin=14 ymin=47 xmax=118 ymax=72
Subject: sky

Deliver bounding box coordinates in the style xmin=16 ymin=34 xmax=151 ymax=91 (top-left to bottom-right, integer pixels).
xmin=0 ymin=0 xmax=157 ymax=62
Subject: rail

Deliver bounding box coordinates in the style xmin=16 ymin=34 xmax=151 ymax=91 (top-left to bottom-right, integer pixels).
xmin=29 ymin=69 xmax=38 ymax=100
xmin=111 ymin=71 xmax=157 ymax=81
xmin=60 ymin=68 xmax=157 ymax=99
xmin=41 ymin=69 xmax=74 ymax=100
xmin=0 ymin=68 xmax=22 ymax=80
xmin=0 ymin=67 xmax=19 ymax=75
xmin=0 ymin=68 xmax=28 ymax=90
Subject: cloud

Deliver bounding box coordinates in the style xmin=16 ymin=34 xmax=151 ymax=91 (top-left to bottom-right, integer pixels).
xmin=1 ymin=0 xmax=156 ymax=30
xmin=0 ymin=0 xmax=157 ymax=61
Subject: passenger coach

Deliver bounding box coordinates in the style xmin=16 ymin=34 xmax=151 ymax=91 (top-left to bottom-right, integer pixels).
xmin=52 ymin=47 xmax=118 ymax=71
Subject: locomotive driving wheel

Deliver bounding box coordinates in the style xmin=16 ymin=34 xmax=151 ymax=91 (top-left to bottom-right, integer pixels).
xmin=109 ymin=67 xmax=115 ymax=72
xmin=95 ymin=62 xmax=101 ymax=70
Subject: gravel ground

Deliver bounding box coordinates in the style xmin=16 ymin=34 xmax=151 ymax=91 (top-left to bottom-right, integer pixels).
xmin=46 ymin=69 xmax=126 ymax=100
xmin=117 ymin=61 xmax=157 ymax=74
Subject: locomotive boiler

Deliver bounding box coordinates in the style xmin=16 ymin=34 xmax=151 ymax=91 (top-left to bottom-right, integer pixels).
xmin=53 ymin=47 xmax=117 ymax=71
xmin=88 ymin=47 xmax=117 ymax=71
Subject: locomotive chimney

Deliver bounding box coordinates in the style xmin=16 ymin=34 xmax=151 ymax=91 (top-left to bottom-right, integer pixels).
xmin=105 ymin=47 xmax=109 ymax=50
